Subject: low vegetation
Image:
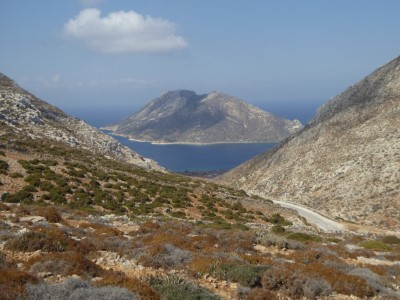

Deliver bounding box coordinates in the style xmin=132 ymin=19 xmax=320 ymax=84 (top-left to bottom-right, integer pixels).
xmin=0 ymin=134 xmax=399 ymax=299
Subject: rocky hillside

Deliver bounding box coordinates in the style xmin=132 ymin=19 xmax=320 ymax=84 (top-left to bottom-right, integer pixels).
xmin=103 ymin=90 xmax=302 ymax=143
xmin=217 ymin=56 xmax=400 ymax=231
xmin=0 ymin=73 xmax=162 ymax=171
xmin=1 ymin=145 xmax=399 ymax=300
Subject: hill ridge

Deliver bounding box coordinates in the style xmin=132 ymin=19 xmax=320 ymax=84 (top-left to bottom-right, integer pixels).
xmin=104 ymin=90 xmax=303 ymax=143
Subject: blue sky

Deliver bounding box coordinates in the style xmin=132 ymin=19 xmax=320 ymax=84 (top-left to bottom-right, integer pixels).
xmin=1 ymin=0 xmax=400 ymax=124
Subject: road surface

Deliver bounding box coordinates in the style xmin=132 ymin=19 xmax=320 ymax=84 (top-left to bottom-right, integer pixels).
xmin=273 ymin=200 xmax=346 ymax=232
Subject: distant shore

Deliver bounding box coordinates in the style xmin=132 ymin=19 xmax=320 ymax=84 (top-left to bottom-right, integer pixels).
xmin=103 ymin=131 xmax=278 ymax=146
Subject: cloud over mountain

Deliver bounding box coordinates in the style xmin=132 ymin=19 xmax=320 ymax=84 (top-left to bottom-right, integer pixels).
xmin=63 ymin=8 xmax=188 ymax=53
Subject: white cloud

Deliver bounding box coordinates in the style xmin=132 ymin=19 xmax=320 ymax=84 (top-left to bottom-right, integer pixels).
xmin=63 ymin=8 xmax=188 ymax=53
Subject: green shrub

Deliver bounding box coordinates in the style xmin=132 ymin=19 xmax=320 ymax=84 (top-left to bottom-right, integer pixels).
xmin=212 ymin=262 xmax=269 ymax=287
xmin=271 ymin=225 xmax=286 ymax=234
xmin=269 ymin=213 xmax=292 ymax=226
xmin=170 ymin=211 xmax=186 ymax=219
xmin=9 ymin=172 xmax=23 ymax=178
xmin=360 ymin=240 xmax=391 ymax=251
xmin=286 ymin=232 xmax=322 ymax=243
xmin=0 ymin=160 xmax=9 ymax=174
xmin=151 ymin=275 xmax=220 ymax=300
xmin=2 ymin=190 xmax=34 ymax=203
xmin=381 ymin=235 xmax=400 ymax=245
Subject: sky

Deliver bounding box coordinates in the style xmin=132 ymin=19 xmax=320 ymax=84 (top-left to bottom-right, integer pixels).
xmin=1 ymin=0 xmax=400 ymax=125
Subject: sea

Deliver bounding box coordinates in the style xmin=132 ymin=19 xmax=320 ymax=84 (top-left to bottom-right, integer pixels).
xmin=64 ymin=103 xmax=317 ymax=172
xmin=111 ymin=134 xmax=276 ymax=172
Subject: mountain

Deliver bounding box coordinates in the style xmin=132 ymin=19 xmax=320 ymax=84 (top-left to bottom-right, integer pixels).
xmin=0 ymin=73 xmax=163 ymax=171
xmin=217 ymin=56 xmax=400 ymax=231
xmin=1 ymin=72 xmax=399 ymax=300
xmin=103 ymin=90 xmax=303 ymax=143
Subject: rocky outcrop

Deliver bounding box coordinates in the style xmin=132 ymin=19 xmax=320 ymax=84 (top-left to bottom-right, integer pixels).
xmin=103 ymin=90 xmax=302 ymax=143
xmin=217 ymin=56 xmax=400 ymax=231
xmin=0 ymin=73 xmax=163 ymax=171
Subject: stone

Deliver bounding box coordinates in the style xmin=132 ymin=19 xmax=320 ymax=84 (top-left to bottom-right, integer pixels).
xmin=38 ymin=272 xmax=53 ymax=278
xmin=20 ymin=216 xmax=46 ymax=223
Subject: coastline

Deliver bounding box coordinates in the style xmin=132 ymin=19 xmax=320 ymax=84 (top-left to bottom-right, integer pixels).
xmin=105 ymin=132 xmax=278 ymax=146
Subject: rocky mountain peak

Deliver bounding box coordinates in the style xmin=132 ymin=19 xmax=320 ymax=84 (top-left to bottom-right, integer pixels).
xmin=313 ymin=55 xmax=400 ymax=125
xmin=104 ymin=90 xmax=303 ymax=144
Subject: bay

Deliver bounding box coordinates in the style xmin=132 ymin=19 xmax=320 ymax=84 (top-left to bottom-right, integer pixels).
xmin=110 ymin=134 xmax=276 ymax=172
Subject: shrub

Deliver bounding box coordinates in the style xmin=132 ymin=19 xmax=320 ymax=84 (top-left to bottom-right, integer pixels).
xmin=29 ymin=252 xmax=103 ymax=278
xmin=348 ymin=268 xmax=384 ymax=294
xmin=247 ymin=288 xmax=277 ymax=300
xmin=140 ymin=243 xmax=192 ymax=269
xmin=286 ymin=232 xmax=322 ymax=243
xmin=10 ymin=172 xmax=24 ymax=178
xmin=360 ymin=240 xmax=391 ymax=251
xmin=6 ymin=231 xmax=62 ymax=252
xmin=0 ymin=268 xmax=38 ymax=300
xmin=96 ymin=272 xmax=158 ymax=300
xmin=26 ymin=278 xmax=137 ymax=300
xmin=269 ymin=213 xmax=292 ymax=226
xmin=2 ymin=190 xmax=33 ymax=203
xmin=0 ymin=202 xmax=10 ymax=211
xmin=35 ymin=206 xmax=62 ymax=223
xmin=78 ymin=222 xmax=123 ymax=237
xmin=271 ymin=224 xmax=286 ymax=234
xmin=261 ymin=265 xmax=331 ymax=299
xmin=212 ymin=262 xmax=269 ymax=287
xmin=0 ymin=160 xmax=9 ymax=174
xmin=381 ymin=235 xmax=400 ymax=245
xmin=189 ymin=257 xmax=216 ymax=275
xmin=150 ymin=275 xmax=220 ymax=300
xmin=5 ymin=228 xmax=76 ymax=252
xmin=256 ymin=231 xmax=305 ymax=250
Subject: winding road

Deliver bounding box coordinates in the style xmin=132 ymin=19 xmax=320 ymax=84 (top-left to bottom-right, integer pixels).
xmin=273 ymin=200 xmax=346 ymax=232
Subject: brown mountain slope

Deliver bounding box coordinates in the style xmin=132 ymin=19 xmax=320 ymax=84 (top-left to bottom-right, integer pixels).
xmin=0 ymin=73 xmax=163 ymax=171
xmin=217 ymin=56 xmax=400 ymax=231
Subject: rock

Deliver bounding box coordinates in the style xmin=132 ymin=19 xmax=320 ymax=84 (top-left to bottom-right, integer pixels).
xmin=91 ymin=277 xmax=103 ymax=283
xmin=229 ymin=282 xmax=238 ymax=289
xmin=32 ymin=250 xmax=42 ymax=257
xmin=38 ymin=272 xmax=53 ymax=278
xmin=20 ymin=216 xmax=47 ymax=223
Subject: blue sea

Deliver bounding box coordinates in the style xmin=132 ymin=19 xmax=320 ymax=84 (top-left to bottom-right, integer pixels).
xmin=63 ymin=104 xmax=316 ymax=172
xmin=111 ymin=134 xmax=276 ymax=172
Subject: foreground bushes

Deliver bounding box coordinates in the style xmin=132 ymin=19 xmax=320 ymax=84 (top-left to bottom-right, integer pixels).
xmin=5 ymin=228 xmax=76 ymax=252
xmin=0 ymin=268 xmax=38 ymax=300
xmin=150 ymin=275 xmax=220 ymax=300
xmin=29 ymin=252 xmax=103 ymax=279
xmin=26 ymin=278 xmax=137 ymax=300
xmin=212 ymin=262 xmax=269 ymax=287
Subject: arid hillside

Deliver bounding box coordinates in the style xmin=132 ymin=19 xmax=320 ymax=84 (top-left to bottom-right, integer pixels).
xmin=217 ymin=56 xmax=400 ymax=231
